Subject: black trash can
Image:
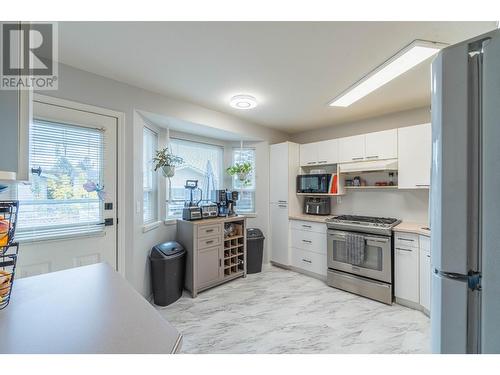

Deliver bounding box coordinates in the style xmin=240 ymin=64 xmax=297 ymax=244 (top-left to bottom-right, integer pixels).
xmin=150 ymin=241 xmax=186 ymax=306
xmin=246 ymin=228 xmax=265 ymax=274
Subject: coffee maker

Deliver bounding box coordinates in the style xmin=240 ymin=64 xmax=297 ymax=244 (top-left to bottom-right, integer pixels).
xmin=213 ymin=189 xmax=239 ymax=217
xmin=182 ymin=180 xmax=202 ymax=221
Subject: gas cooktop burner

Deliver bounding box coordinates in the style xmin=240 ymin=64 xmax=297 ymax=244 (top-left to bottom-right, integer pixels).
xmin=326 ymin=215 xmax=401 ymax=235
xmin=331 ymin=215 xmax=399 ymax=225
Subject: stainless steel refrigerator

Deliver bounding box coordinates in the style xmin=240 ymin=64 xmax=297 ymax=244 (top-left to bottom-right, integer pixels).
xmin=431 ymin=28 xmax=500 ymax=354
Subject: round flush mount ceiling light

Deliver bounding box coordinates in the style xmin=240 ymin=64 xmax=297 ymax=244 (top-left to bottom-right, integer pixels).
xmin=229 ymin=95 xmax=258 ymax=110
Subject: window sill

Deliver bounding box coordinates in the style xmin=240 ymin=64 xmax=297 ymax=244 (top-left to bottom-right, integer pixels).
xmin=142 ymin=221 xmax=162 ymax=233
xmin=164 ymin=218 xmax=179 ymax=226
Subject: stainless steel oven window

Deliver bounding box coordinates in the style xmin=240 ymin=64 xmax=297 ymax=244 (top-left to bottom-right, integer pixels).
xmin=331 ymin=239 xmax=383 ymax=271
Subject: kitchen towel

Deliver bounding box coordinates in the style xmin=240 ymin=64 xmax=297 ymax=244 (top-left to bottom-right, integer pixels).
xmin=346 ymin=233 xmax=365 ymax=265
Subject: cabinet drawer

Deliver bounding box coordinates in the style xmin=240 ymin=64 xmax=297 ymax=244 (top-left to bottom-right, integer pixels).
xmin=291 ymin=248 xmax=326 ymax=276
xmin=198 ymin=235 xmax=222 ymax=250
xmin=198 ymin=223 xmax=222 ymax=238
xmin=291 ymin=229 xmax=327 ymax=254
xmin=290 ymin=220 xmax=326 ymax=234
xmin=394 ymin=232 xmax=419 ymax=249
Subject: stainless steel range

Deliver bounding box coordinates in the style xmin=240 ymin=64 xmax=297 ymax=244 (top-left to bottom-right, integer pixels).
xmin=326 ymin=215 xmax=401 ymax=305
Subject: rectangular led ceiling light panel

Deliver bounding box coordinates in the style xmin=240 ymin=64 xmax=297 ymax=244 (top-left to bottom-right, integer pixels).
xmin=329 ymin=40 xmax=447 ymax=107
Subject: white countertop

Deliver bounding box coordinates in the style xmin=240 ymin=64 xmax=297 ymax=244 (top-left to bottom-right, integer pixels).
xmin=393 ymin=222 xmax=430 ymax=237
xmin=289 ymin=214 xmax=332 ymax=223
xmin=0 ymin=263 xmax=182 ymax=354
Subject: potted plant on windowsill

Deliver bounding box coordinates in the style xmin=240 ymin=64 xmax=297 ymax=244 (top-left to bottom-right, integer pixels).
xmin=153 ymin=147 xmax=183 ymax=178
xmin=226 ymin=162 xmax=252 ymax=186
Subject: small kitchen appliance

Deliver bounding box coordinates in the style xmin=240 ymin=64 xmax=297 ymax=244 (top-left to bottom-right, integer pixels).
xmin=213 ymin=189 xmax=239 ymax=217
xmin=182 ymin=180 xmax=202 ymax=221
xmin=296 ymin=174 xmax=331 ymax=194
xmin=304 ymin=196 xmax=330 ymax=215
xmin=200 ymin=203 xmax=218 ymax=218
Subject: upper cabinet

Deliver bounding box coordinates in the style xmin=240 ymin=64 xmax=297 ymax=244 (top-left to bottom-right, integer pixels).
xmin=338 ymin=135 xmax=365 ymax=163
xmin=398 ymin=123 xmax=432 ymax=189
xmin=338 ymin=129 xmax=397 ymax=163
xmin=364 ymin=129 xmax=398 ymax=161
xmin=299 ymin=139 xmax=338 ymax=166
xmin=0 ymin=22 xmax=32 ymax=182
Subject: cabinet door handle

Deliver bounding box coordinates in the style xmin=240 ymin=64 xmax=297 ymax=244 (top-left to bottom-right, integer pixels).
xmin=366 ymin=155 xmax=379 ymax=159
xmin=206 ymin=240 xmax=214 ymax=245
xmin=219 ymin=259 xmax=222 ymax=267
xmin=426 ymin=255 xmax=431 ymax=258
xmin=278 ymin=204 xmax=287 ymax=208
xmin=397 ymin=237 xmax=415 ymax=242
xmin=351 ymin=157 xmax=364 ymax=161
xmin=307 ymin=162 xmax=317 ymax=165
xmin=302 ymin=225 xmax=312 ymax=229
xmin=302 ymin=239 xmax=312 ymax=243
xmin=205 ymin=229 xmax=214 ymax=233
xmin=302 ymin=258 xmax=312 ymax=264
xmin=318 ymin=160 xmax=328 ymax=164
xmin=396 ymin=247 xmax=413 ymax=252
xmin=415 ymin=184 xmax=430 ymax=187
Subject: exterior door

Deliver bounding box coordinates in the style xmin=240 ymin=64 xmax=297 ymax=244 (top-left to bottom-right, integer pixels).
xmin=14 ymin=99 xmax=118 ymax=277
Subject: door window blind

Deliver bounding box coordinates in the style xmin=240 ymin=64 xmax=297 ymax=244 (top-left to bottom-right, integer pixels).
xmin=15 ymin=119 xmax=105 ymax=242
xmin=143 ymin=127 xmax=158 ymax=224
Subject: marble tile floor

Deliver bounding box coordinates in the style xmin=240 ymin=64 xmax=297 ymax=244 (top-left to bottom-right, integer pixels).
xmin=158 ymin=265 xmax=430 ymax=354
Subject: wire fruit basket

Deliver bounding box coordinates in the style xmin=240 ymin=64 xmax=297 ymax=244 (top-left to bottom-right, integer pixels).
xmin=0 ymin=200 xmax=19 ymax=254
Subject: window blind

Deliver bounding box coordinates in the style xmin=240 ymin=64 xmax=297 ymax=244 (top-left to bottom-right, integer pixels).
xmin=143 ymin=127 xmax=158 ymax=224
xmin=233 ymin=148 xmax=256 ymax=214
xmin=15 ymin=120 xmax=105 ymax=242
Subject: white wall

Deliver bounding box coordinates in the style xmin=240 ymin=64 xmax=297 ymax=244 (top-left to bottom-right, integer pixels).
xmin=37 ymin=63 xmax=288 ymax=297
xmin=292 ymin=107 xmax=431 ymax=224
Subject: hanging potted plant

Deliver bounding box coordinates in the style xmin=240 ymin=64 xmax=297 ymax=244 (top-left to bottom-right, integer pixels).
xmin=226 ymin=162 xmax=252 ymax=186
xmin=153 ymin=147 xmax=183 ymax=178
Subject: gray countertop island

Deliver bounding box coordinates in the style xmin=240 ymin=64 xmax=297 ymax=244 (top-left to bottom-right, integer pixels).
xmin=0 ymin=263 xmax=182 ymax=354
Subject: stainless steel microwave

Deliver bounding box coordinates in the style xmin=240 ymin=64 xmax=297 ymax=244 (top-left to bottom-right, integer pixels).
xmin=296 ymin=174 xmax=330 ymax=194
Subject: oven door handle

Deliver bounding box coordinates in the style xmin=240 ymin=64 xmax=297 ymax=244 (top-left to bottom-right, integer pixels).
xmin=328 ymin=233 xmax=389 ymax=244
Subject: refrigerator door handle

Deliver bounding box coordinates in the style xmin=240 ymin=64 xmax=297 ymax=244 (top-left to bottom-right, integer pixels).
xmin=435 ymin=269 xmax=482 ymax=291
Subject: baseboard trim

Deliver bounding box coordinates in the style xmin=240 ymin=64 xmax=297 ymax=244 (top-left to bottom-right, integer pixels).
xmin=395 ymin=297 xmax=429 ymax=317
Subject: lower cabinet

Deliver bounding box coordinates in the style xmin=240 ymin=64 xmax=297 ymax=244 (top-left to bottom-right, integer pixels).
xmin=291 ymin=248 xmax=326 ymax=276
xmin=289 ymin=220 xmax=327 ymax=277
xmin=395 ymin=244 xmax=420 ymax=303
xmin=394 ymin=231 xmax=431 ymax=313
xmin=419 ymin=235 xmax=431 ymax=311
xmin=197 ymin=246 xmax=223 ymax=289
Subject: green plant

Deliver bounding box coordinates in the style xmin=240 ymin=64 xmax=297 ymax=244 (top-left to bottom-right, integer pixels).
xmin=226 ymin=162 xmax=253 ymax=186
xmin=153 ymin=147 xmax=183 ymax=171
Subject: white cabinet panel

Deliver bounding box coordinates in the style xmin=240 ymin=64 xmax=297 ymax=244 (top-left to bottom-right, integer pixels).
xmin=317 ymin=139 xmax=339 ymax=165
xmin=364 ymin=129 xmax=397 ymax=161
xmin=197 ymin=246 xmax=222 ymax=289
xmin=299 ymin=143 xmax=318 ymax=167
xmin=291 ymin=247 xmax=326 ymax=276
xmin=419 ymin=235 xmax=431 ymax=311
xmin=270 ymin=143 xmax=289 ymax=203
xmin=291 ymin=229 xmax=327 ymax=254
xmin=398 ymin=123 xmax=432 ymax=189
xmin=338 ymin=135 xmax=365 ymax=163
xmin=270 ymin=204 xmax=290 ymax=266
xmin=395 ymin=245 xmax=420 ymax=303
xmin=290 ymin=220 xmax=327 ymax=234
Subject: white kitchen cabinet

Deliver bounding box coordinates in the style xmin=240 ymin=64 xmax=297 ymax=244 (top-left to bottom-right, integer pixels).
xmin=270 ymin=203 xmax=291 ymax=266
xmin=419 ymin=235 xmax=431 ymax=312
xmin=316 ymin=139 xmax=339 ymax=165
xmin=299 ymin=139 xmax=338 ymax=166
xmin=269 ymin=142 xmax=300 ymax=267
xmin=270 ymin=142 xmax=289 ymax=203
xmin=398 ymin=123 xmax=432 ymax=189
xmin=395 ymin=233 xmax=420 ymax=304
xmin=299 ymin=142 xmax=318 ymax=167
xmin=291 ymin=247 xmax=327 ymax=276
xmin=290 ymin=220 xmax=327 ymax=277
xmin=364 ymin=129 xmax=398 ymax=161
xmin=338 ymin=135 xmax=365 ymax=163
xmin=0 ymin=23 xmax=31 ymax=182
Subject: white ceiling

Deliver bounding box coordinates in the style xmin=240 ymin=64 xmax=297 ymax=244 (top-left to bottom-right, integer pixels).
xmin=57 ymin=21 xmax=497 ymax=134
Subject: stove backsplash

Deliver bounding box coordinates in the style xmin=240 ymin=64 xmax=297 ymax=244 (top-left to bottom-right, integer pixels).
xmin=330 ymin=189 xmax=429 ymax=224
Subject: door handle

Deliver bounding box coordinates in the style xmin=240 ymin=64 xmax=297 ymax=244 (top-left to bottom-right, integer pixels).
xmin=302 ymin=258 xmax=312 ymax=264
xmin=302 ymin=225 xmax=312 ymax=229
xmin=318 ymin=160 xmax=328 ymax=164
xmin=366 ymin=155 xmax=379 ymax=159
xmin=307 ymin=162 xmax=317 ymax=165
xmin=302 ymin=239 xmax=312 ymax=244
xmin=396 ymin=247 xmax=413 ymax=252
xmin=351 ymin=157 xmax=364 ymax=161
